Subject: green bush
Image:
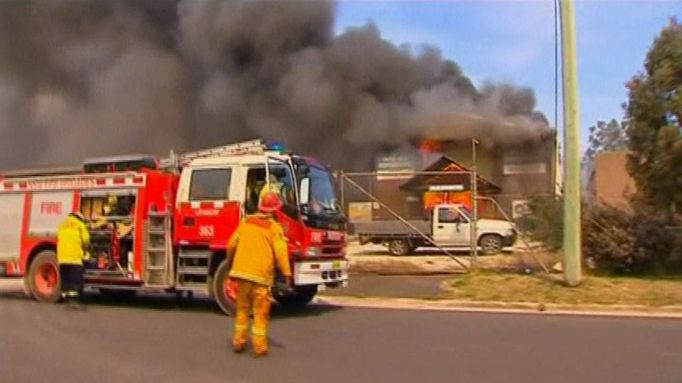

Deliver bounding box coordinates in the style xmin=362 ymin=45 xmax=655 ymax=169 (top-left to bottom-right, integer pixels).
xmin=583 ymin=205 xmax=636 ymax=272
xmin=519 ymin=195 xmax=564 ymax=251
xmin=523 ymin=195 xmax=682 ymax=274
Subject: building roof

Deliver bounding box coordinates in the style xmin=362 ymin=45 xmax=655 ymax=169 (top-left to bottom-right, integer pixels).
xmin=400 ymin=155 xmax=501 ymax=193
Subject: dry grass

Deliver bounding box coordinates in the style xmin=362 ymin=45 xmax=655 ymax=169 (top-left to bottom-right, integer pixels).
xmin=445 ymin=272 xmax=682 ymax=307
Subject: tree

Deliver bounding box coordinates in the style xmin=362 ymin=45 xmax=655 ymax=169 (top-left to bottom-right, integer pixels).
xmin=583 ymin=119 xmax=628 ymax=167
xmin=625 ymin=18 xmax=682 ymax=213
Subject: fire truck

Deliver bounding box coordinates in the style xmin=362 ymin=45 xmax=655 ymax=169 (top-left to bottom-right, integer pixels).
xmin=0 ymin=140 xmax=348 ymax=313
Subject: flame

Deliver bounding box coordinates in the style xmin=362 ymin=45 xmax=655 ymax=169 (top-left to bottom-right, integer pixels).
xmin=419 ymin=140 xmax=442 ymax=155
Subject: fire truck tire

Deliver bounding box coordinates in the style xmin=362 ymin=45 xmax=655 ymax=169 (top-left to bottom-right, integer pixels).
xmin=213 ymin=259 xmax=237 ymax=316
xmin=27 ymin=250 xmax=61 ymax=303
xmin=274 ymin=285 xmax=318 ymax=309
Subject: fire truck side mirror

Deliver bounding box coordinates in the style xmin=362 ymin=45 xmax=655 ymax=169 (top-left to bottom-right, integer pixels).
xmin=299 ymin=178 xmax=310 ymax=205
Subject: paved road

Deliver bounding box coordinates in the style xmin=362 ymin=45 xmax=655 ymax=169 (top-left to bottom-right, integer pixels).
xmin=1 ymin=285 xmax=681 ymax=383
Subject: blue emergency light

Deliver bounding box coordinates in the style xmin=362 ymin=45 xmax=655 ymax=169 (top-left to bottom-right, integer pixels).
xmin=268 ymin=142 xmax=286 ymax=152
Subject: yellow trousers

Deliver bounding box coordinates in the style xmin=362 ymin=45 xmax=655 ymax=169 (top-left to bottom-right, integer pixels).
xmin=233 ymin=279 xmax=272 ymax=354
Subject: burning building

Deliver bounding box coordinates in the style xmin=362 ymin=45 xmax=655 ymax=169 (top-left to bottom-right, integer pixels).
xmin=346 ymin=118 xmax=558 ymax=222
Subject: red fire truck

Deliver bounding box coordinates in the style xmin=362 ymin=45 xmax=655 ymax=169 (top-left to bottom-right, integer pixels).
xmin=0 ymin=140 xmax=348 ymax=313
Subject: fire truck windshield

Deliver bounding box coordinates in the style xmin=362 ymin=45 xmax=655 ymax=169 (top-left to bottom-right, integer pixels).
xmin=298 ymin=164 xmax=345 ymax=230
xmin=309 ymin=166 xmax=338 ymax=213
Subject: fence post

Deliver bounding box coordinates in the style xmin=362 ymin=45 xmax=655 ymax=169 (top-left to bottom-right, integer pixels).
xmin=471 ymin=139 xmax=479 ymax=270
xmin=339 ymin=171 xmax=345 ymax=211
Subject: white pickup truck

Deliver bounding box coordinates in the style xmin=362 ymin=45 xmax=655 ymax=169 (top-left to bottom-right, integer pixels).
xmin=353 ymin=204 xmax=516 ymax=256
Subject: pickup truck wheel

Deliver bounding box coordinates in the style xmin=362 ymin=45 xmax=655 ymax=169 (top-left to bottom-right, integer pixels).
xmin=27 ymin=250 xmax=61 ymax=303
xmin=274 ymin=285 xmax=318 ymax=309
xmin=388 ymin=239 xmax=410 ymax=256
xmin=213 ymin=259 xmax=237 ymax=315
xmin=479 ymin=234 xmax=503 ymax=255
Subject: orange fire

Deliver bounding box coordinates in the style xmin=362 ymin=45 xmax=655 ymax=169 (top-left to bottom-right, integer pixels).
xmin=418 ymin=140 xmax=442 ymax=155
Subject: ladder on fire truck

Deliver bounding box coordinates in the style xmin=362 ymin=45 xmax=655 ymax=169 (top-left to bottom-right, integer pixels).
xmin=144 ymin=210 xmax=173 ymax=286
xmin=161 ymin=139 xmax=266 ymax=170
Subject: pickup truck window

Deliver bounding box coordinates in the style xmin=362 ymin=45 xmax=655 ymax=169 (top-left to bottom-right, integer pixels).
xmin=438 ymin=207 xmax=465 ymax=223
xmin=459 ymin=206 xmax=472 ymax=219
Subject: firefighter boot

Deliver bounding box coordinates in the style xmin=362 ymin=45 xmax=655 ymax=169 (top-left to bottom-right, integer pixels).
xmin=232 ymin=339 xmax=247 ymax=354
xmin=251 ymin=335 xmax=269 ymax=358
xmin=64 ymin=291 xmax=85 ymax=311
xmin=232 ymin=322 xmax=248 ymax=353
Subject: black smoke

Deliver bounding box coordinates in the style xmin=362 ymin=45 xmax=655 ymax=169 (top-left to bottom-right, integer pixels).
xmin=0 ymin=0 xmax=550 ymax=171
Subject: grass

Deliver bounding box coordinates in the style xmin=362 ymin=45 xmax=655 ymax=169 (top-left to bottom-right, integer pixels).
xmin=445 ymin=272 xmax=682 ymax=307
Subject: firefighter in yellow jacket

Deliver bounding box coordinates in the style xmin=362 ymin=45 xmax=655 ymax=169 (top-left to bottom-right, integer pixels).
xmin=57 ymin=212 xmax=91 ymax=305
xmin=226 ymin=192 xmax=292 ymax=357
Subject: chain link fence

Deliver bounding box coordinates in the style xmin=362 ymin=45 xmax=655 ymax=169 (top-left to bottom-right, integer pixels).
xmin=337 ymin=170 xmax=561 ymax=274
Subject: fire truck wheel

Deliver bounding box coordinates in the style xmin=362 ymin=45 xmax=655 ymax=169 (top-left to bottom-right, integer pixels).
xmin=27 ymin=250 xmax=61 ymax=303
xmin=274 ymin=285 xmax=318 ymax=309
xmin=213 ymin=259 xmax=237 ymax=316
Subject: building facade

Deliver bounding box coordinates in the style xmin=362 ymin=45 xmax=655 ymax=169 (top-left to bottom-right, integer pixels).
xmin=343 ymin=134 xmax=558 ymax=221
xmin=587 ymin=151 xmax=635 ymax=210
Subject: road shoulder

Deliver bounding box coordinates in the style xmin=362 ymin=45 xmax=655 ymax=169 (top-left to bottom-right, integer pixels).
xmin=315 ymin=295 xmax=682 ymax=319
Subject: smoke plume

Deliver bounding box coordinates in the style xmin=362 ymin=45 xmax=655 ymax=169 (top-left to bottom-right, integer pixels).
xmin=0 ymin=0 xmax=551 ymax=171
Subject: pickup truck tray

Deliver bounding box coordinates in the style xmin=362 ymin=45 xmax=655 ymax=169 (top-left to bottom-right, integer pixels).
xmin=353 ymin=220 xmax=431 ymax=236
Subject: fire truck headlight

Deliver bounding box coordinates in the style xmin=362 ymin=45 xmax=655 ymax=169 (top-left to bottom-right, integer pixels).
xmin=305 ymin=247 xmax=321 ymax=257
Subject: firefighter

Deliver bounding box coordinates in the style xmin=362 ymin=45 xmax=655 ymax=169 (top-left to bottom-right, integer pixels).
xmin=89 ymin=194 xmax=118 ymax=229
xmin=226 ymin=191 xmax=292 ymax=357
xmin=57 ymin=212 xmax=91 ymax=307
xmin=259 ymin=172 xmax=296 ymax=215
xmin=258 ymin=174 xmax=284 ymax=201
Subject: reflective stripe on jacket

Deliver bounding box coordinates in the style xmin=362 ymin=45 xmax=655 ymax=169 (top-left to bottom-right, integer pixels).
xmin=226 ymin=214 xmax=291 ymax=287
xmin=57 ymin=215 xmax=91 ymax=265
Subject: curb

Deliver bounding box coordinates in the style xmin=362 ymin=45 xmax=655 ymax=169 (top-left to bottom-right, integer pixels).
xmin=314 ymin=296 xmax=682 ymax=319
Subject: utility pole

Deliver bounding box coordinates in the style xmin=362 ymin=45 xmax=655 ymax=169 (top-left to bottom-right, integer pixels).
xmin=560 ymin=0 xmax=582 ymax=286
xmin=470 ymin=138 xmax=479 ymax=270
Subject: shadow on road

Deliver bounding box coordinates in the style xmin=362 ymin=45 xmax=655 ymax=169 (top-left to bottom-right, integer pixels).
xmin=0 ymin=290 xmax=27 ymax=300
xmin=0 ymin=288 xmax=343 ymax=319
xmin=78 ymin=292 xmax=220 ymax=314
xmin=271 ymin=302 xmax=343 ymax=320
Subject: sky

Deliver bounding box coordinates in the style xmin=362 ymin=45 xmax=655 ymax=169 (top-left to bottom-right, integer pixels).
xmin=335 ymin=0 xmax=682 ymax=150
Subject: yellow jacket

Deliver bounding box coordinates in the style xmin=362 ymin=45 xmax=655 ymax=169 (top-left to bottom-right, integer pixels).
xmin=226 ymin=214 xmax=291 ymax=287
xmin=57 ymin=215 xmax=91 ymax=265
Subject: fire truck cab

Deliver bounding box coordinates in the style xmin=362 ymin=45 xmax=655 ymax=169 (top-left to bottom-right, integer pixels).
xmin=0 ymin=140 xmax=348 ymax=314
